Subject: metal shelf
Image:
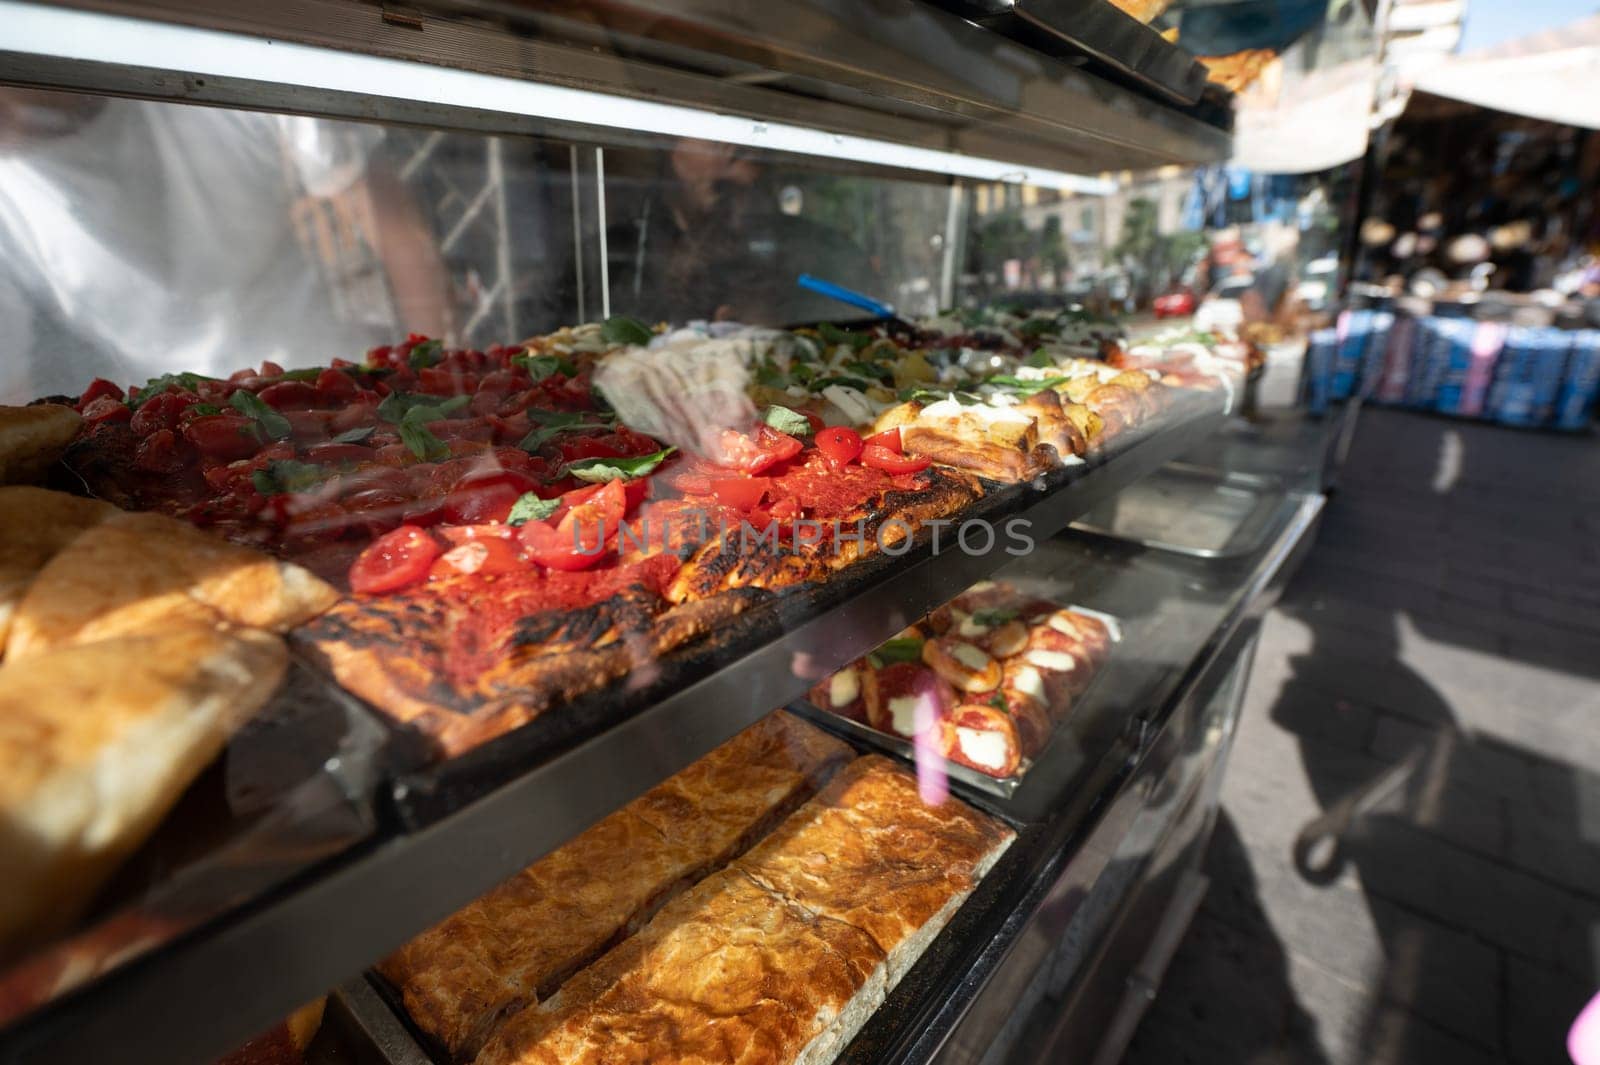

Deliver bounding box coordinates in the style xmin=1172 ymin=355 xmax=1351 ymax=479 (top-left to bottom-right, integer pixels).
xmin=3 ymin=0 xmax=1229 ymax=180
xmin=0 ymin=398 xmax=1225 ymax=1065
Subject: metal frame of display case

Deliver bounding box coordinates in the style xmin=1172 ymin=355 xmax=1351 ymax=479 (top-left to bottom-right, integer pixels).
xmin=0 ymin=4 xmax=1266 ymax=1064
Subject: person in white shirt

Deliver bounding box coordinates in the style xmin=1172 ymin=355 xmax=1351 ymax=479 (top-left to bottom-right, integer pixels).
xmin=0 ymin=88 xmax=452 ymax=401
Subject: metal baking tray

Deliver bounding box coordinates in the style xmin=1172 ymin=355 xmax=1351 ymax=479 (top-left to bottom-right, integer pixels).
xmin=386 ymin=391 xmax=1226 ymax=827
xmin=1067 ymin=462 xmax=1296 ymax=558
xmin=927 ymin=0 xmax=1212 ymax=106
xmin=786 ymin=602 xmax=1122 ymax=801
xmin=0 ymin=393 xmax=1223 ymax=1065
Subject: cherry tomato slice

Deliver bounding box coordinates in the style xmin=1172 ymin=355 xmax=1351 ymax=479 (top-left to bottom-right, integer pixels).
xmin=81 ymin=395 xmax=133 ymax=426
xmin=349 ymin=525 xmax=441 ymax=594
xmin=303 ymin=442 xmax=376 ymax=465
xmin=863 ymin=427 xmax=903 ymax=454
xmin=814 ymin=426 xmax=864 ymax=466
xmin=183 ymin=413 xmax=262 ymax=461
xmin=709 ymin=476 xmax=770 ymax=511
xmin=438 ymin=523 xmax=517 ymax=543
xmin=77 ymin=377 xmax=125 ymax=408
xmin=442 ymin=468 xmax=541 ymax=525
xmin=257 ymin=380 xmax=321 ymax=410
xmin=517 ymin=517 xmax=607 ymax=571
xmin=428 ymin=537 xmax=524 ymax=579
xmin=717 ymin=426 xmax=803 ymax=475
xmin=859 ymin=444 xmax=931 ymax=474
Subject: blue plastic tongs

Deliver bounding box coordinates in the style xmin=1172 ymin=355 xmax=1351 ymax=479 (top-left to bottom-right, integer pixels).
xmin=797 ymin=274 xmax=897 ymax=321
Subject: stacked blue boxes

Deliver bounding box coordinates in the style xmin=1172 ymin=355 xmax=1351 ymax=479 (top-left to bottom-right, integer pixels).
xmin=1554 ymin=330 xmax=1600 ymax=430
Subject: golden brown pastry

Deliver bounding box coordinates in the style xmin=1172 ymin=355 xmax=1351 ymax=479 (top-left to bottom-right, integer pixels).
xmin=380 ymin=712 xmax=852 ymax=1060
xmin=0 ymin=404 xmax=81 ymax=485
xmin=0 ymin=487 xmax=116 ymax=650
xmin=476 ymin=757 xmax=1013 ymax=1065
xmin=0 ymin=625 xmax=287 ymax=956
xmin=5 ymin=510 xmax=336 ymax=660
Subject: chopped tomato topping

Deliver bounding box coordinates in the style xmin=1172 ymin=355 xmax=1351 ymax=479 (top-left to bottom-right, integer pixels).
xmin=77 ymin=377 xmax=125 ymax=408
xmin=442 ymin=468 xmax=541 ymax=525
xmin=709 ymin=476 xmax=769 ymax=511
xmin=860 ymin=444 xmax=931 ymax=474
xmin=863 ymin=427 xmax=903 ymax=454
xmin=257 ymin=380 xmax=320 ymax=410
xmin=717 ymin=425 xmax=803 ymax=475
xmin=81 ymin=395 xmax=132 ymax=426
xmin=814 ymin=426 xmax=863 ymax=466
xmin=429 ymin=537 xmax=524 ymax=579
xmin=349 ymin=525 xmax=441 ymax=594
xmin=183 ymin=413 xmax=262 ymax=461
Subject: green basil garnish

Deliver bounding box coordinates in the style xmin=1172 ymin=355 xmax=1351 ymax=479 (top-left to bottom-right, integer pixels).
xmin=129 ymin=371 xmax=218 ymax=409
xmin=762 ymin=406 xmax=814 ymax=436
xmin=817 ymin=322 xmax=871 ymax=352
xmin=377 ymin=392 xmax=469 ymax=424
xmin=563 ymin=446 xmax=675 ymax=483
xmin=251 ymin=459 xmax=331 ymax=496
xmin=872 ymin=636 xmax=925 ymax=665
xmin=408 ymin=338 xmax=444 ymax=369
xmin=229 ymin=389 xmax=291 ymax=439
xmin=398 ymin=418 xmax=450 ymax=462
xmin=599 ymin=315 xmax=655 ymax=346
xmin=985 ymin=374 xmax=1069 ymax=396
xmin=971 ymin=607 xmax=1020 ymax=627
xmin=809 ymin=375 xmax=875 ymax=393
xmin=506 ymin=492 xmax=561 ymax=526
xmin=331 ymin=426 xmax=375 ymax=444
xmin=513 ymin=353 xmax=579 ymax=381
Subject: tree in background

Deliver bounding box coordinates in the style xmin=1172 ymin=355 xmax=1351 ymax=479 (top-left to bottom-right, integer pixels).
xmin=1113 ymin=197 xmax=1206 ymax=305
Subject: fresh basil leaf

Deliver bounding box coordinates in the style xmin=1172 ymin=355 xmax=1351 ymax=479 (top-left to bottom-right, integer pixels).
xmin=817 ymin=321 xmax=871 ymax=352
xmin=513 ymin=353 xmax=578 ymax=381
xmin=1026 ymin=348 xmax=1056 ymax=368
xmin=408 ymin=338 xmax=444 ymax=369
xmin=754 ymin=362 xmax=789 ymax=389
xmin=251 ymin=459 xmax=331 ymax=496
xmin=989 ymin=691 xmax=1007 ymax=711
xmin=971 ymin=607 xmax=1020 ymax=627
xmin=1018 ymin=317 xmax=1056 ymax=339
xmin=563 ymin=446 xmax=675 ymax=483
xmin=599 ymin=315 xmax=655 ymax=346
xmin=332 ymin=426 xmax=375 ymax=444
xmin=507 ymin=491 xmax=560 ymax=526
xmin=762 ymin=406 xmax=814 ymax=436
xmin=398 ymin=418 xmax=450 ymax=462
xmin=873 ymin=636 xmax=925 ymax=665
xmin=129 ymin=371 xmax=218 ymax=409
xmin=810 ymin=375 xmax=875 ymax=393
xmin=791 ymin=363 xmax=817 ymax=385
xmin=843 ymin=360 xmax=894 ymax=384
xmin=378 ymin=392 xmax=469 ymax=424
xmin=865 ymin=653 xmax=884 ymax=669
xmin=189 ymin=403 xmax=223 ymax=416
xmin=229 ymin=389 xmax=291 ymax=439
xmin=985 ymin=374 xmax=1068 ymax=396
xmin=898 ymin=387 xmax=981 ymax=406
xmin=278 ymin=367 xmax=324 ymax=382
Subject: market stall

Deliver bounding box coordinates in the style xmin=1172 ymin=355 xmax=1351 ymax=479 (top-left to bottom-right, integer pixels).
xmin=0 ymin=3 xmax=1336 ymax=1065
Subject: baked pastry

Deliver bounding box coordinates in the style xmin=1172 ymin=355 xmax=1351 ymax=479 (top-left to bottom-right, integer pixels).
xmin=475 ymin=756 xmax=1013 ymax=1065
xmin=5 ymin=510 xmax=337 ymax=660
xmin=378 ymin=712 xmax=852 ymax=1060
xmin=0 ymin=625 xmax=287 ymax=955
xmin=0 ymin=487 xmax=116 ymax=649
xmin=0 ymin=404 xmax=80 ymax=485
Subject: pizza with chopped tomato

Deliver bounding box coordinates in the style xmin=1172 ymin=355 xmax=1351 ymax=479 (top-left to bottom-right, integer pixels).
xmin=46 ymin=310 xmax=1188 ymax=762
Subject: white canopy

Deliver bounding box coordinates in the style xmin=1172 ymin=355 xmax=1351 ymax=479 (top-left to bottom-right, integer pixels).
xmin=1411 ymin=14 xmax=1600 ymax=129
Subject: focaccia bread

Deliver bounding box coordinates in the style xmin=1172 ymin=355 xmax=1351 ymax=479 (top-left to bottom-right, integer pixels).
xmin=476 ymin=756 xmax=1013 ymax=1065
xmin=5 ymin=509 xmax=337 ymax=660
xmin=0 ymin=625 xmax=287 ymax=956
xmin=379 ymin=712 xmax=852 ymax=1060
xmin=0 ymin=404 xmax=81 ymax=486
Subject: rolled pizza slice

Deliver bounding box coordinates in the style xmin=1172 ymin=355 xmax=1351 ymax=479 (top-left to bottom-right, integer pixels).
xmin=864 ymin=661 xmax=956 ymax=741
xmin=921 ymin=636 xmax=1002 ymax=694
xmin=809 ymin=661 xmax=870 ymax=723
xmin=944 ymin=703 xmax=1024 ymax=778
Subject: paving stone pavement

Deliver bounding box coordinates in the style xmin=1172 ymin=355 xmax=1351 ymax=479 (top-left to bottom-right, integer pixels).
xmin=1123 ymin=409 xmax=1600 ymax=1065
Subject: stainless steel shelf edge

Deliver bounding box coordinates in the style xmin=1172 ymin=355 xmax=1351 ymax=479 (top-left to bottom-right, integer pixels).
xmin=835 ymin=491 xmax=1325 ymax=1065
xmin=0 ymin=402 xmax=1223 ymax=1065
xmin=4 ymin=0 xmax=1229 ymax=174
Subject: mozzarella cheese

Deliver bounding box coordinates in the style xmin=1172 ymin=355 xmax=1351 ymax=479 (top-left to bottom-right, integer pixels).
xmin=829 ymin=669 xmax=860 ymax=708
xmin=1047 ymin=614 xmax=1079 ymax=636
xmin=921 ymin=397 xmax=1033 ymax=427
xmin=950 ymin=642 xmax=992 ymax=672
xmin=957 ymin=727 xmax=1011 ymax=770
xmin=954 ymin=610 xmax=991 ymax=638
xmin=1011 ymin=666 xmax=1046 ymax=703
xmin=822 ymin=384 xmax=879 ymax=426
xmin=1026 ymin=649 xmax=1079 ymax=673
xmin=887 ymin=695 xmax=920 ymax=737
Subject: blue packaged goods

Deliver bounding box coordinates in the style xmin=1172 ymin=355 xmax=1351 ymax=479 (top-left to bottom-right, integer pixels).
xmin=1305 ymin=327 xmax=1336 ymax=414
xmin=1554 ymin=330 xmax=1600 ymax=430
xmin=1332 ymin=308 xmax=1370 ymax=399
xmin=1433 ymin=319 xmax=1477 ymax=415
xmin=1359 ymin=310 xmax=1395 ymax=398
xmin=1375 ymin=315 xmax=1416 ymax=404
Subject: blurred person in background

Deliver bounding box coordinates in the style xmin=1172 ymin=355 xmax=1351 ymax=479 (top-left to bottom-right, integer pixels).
xmin=0 ymin=88 xmax=452 ymax=400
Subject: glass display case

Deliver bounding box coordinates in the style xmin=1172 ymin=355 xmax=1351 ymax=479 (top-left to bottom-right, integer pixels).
xmin=0 ymin=3 xmax=1337 ymax=1065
